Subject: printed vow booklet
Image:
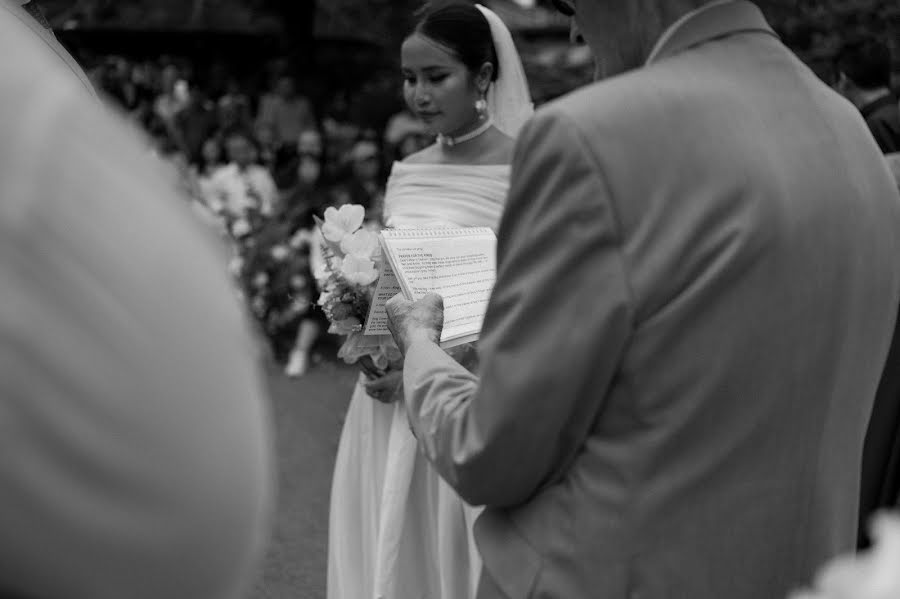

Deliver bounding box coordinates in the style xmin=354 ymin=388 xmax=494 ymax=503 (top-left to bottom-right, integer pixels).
xmin=363 ymin=227 xmax=497 ymax=348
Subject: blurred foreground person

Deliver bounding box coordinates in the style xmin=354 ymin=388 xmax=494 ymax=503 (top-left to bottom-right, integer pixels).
xmin=385 ymin=1 xmax=900 ymax=597
xmin=0 ymin=0 xmax=96 ymax=100
xmin=0 ymin=6 xmax=274 ymax=599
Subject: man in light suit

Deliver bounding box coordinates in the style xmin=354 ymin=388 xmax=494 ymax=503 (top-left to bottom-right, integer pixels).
xmin=0 ymin=4 xmax=273 ymax=599
xmin=386 ymin=1 xmax=900 ymax=597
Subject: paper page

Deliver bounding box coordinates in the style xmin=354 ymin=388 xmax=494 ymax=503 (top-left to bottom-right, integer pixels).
xmin=382 ymin=230 xmax=496 ymax=345
xmin=363 ymin=260 xmax=402 ymax=335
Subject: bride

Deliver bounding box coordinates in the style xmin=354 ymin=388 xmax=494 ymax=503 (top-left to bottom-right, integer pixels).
xmin=327 ymin=2 xmax=533 ymax=598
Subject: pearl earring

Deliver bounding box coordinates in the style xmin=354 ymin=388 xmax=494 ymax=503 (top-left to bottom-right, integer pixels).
xmin=475 ymin=98 xmax=488 ymax=119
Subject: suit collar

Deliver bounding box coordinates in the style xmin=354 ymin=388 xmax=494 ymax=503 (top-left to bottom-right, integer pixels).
xmin=646 ymin=0 xmax=779 ymax=66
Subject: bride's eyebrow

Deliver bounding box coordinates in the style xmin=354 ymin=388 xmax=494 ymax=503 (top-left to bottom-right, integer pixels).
xmin=401 ymin=66 xmax=451 ymax=76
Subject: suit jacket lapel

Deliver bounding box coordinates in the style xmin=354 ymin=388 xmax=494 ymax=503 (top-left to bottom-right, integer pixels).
xmin=646 ymin=0 xmax=779 ymax=66
xmin=0 ymin=1 xmax=98 ymax=99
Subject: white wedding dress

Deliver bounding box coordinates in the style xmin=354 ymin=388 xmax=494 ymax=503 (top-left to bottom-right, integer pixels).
xmin=327 ymin=162 xmax=509 ymax=599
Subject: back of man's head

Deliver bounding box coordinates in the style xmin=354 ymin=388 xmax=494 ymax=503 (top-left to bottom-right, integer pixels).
xmin=836 ymin=34 xmax=892 ymax=91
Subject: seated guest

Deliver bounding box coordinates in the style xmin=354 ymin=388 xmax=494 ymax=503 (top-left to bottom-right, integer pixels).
xmin=272 ymin=126 xmax=327 ymax=191
xmin=331 ymin=139 xmax=385 ymax=222
xmin=835 ymin=35 xmax=900 ymax=154
xmin=256 ymin=75 xmax=316 ymax=149
xmin=208 ymin=129 xmax=279 ymax=218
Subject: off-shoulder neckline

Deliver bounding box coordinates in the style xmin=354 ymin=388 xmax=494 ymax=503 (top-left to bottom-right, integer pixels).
xmin=392 ymin=161 xmax=510 ymax=169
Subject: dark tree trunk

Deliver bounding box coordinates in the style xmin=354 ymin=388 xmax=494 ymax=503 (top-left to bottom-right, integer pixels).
xmin=263 ymin=0 xmax=317 ymax=70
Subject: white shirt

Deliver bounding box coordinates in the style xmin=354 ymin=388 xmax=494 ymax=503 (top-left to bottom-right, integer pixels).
xmin=208 ymin=162 xmax=278 ymax=216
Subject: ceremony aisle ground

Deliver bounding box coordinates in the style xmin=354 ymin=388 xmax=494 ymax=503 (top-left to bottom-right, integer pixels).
xmin=250 ymin=355 xmax=358 ymax=599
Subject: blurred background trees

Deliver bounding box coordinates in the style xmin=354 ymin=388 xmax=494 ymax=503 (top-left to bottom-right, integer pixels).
xmin=41 ymin=0 xmax=900 ymax=108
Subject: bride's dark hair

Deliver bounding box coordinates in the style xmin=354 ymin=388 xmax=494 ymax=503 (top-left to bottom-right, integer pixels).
xmin=411 ymin=0 xmax=500 ymax=82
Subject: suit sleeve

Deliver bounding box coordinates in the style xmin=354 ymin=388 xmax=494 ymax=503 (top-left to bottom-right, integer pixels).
xmin=403 ymin=108 xmax=633 ymax=507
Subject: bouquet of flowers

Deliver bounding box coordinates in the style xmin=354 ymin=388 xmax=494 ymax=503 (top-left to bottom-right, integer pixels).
xmin=315 ymin=203 xmax=399 ymax=368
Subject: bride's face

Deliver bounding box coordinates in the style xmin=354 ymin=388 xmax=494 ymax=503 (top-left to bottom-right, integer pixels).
xmin=401 ymin=33 xmax=479 ymax=137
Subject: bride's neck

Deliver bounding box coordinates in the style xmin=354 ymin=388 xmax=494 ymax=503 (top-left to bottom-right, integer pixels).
xmin=442 ymin=113 xmax=488 ymax=142
xmin=432 ymin=127 xmax=513 ymax=166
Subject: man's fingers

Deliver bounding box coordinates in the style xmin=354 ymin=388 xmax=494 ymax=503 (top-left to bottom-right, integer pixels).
xmin=386 ymin=293 xmax=412 ymax=314
xmin=421 ymin=292 xmax=444 ymax=311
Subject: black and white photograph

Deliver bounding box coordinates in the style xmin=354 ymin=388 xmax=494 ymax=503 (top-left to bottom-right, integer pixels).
xmin=1 ymin=0 xmax=899 ymax=598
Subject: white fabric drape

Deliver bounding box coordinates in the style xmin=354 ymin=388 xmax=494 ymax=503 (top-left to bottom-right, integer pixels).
xmin=476 ymin=3 xmax=534 ymax=138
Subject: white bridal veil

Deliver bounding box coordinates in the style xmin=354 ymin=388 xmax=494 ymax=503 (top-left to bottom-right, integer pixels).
xmin=475 ymin=4 xmax=534 ymax=138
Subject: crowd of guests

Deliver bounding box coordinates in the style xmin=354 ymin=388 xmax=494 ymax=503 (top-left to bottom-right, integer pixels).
xmin=83 ymin=56 xmax=435 ymax=377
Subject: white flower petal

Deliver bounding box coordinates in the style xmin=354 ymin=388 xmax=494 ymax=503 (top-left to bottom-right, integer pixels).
xmin=322 ymin=204 xmax=367 ymax=243
xmin=338 ymin=204 xmax=366 ymax=232
xmin=340 ymin=229 xmax=379 ymax=259
xmin=322 ymin=221 xmax=347 ymax=243
xmin=341 ymin=254 xmax=379 ymax=286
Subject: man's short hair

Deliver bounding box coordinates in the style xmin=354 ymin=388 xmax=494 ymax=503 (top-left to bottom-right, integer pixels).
xmin=836 ymin=34 xmax=892 ymax=90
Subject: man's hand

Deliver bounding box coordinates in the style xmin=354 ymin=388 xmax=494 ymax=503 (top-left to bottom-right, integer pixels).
xmin=386 ymin=292 xmax=444 ymax=356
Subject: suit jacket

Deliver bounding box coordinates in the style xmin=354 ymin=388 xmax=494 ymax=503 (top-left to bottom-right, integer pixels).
xmin=0 ymin=8 xmax=273 ymax=599
xmin=401 ymin=2 xmax=900 ymax=598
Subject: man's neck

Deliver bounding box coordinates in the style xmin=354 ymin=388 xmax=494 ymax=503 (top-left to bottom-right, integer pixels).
xmin=645 ymin=0 xmax=739 ymax=65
